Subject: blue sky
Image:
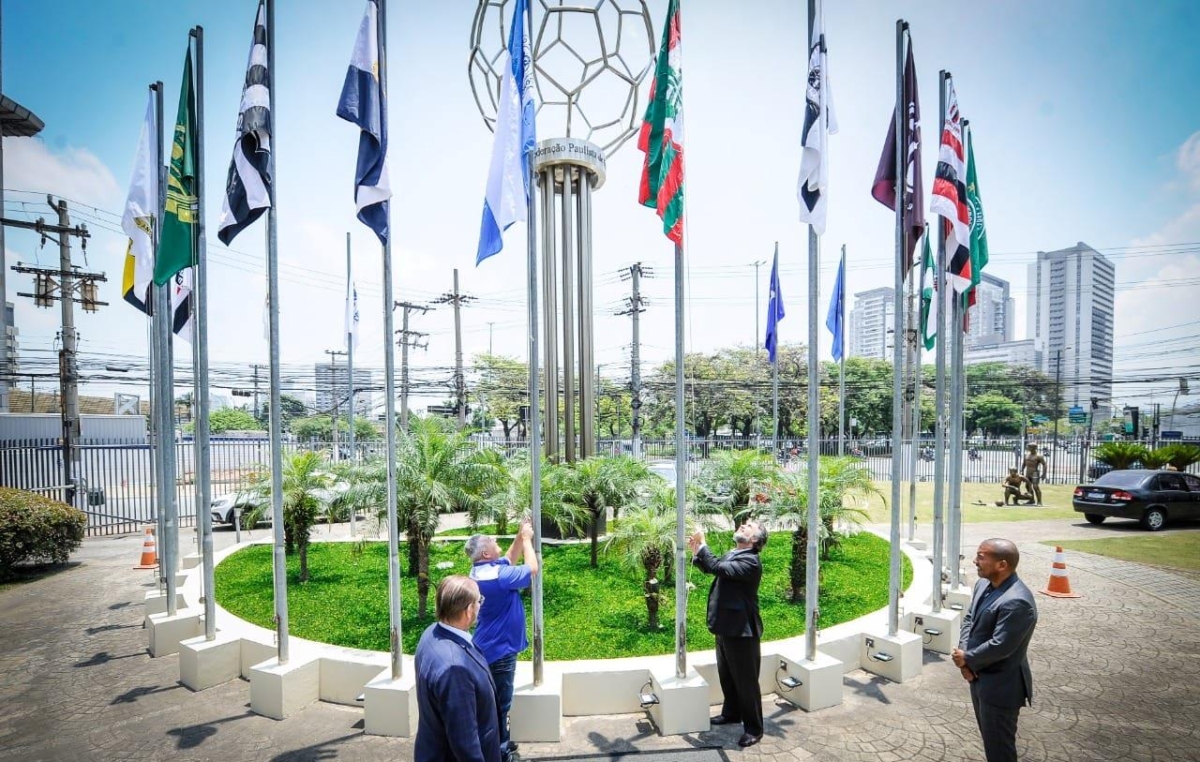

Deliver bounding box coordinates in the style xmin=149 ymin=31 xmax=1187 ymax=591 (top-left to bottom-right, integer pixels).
xmin=3 ymin=0 xmax=1198 ymax=414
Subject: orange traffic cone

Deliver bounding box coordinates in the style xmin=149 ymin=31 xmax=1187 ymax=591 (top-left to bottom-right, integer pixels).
xmin=1040 ymin=546 xmax=1081 ymax=598
xmin=133 ymin=526 xmax=158 ymax=569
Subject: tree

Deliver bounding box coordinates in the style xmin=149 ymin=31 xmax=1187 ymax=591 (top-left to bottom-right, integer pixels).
xmin=479 ymin=454 xmax=577 ymax=537
xmin=1092 ymin=442 xmax=1149 ymax=471
xmin=290 ymin=415 xmax=378 ymax=441
xmin=1156 ymin=443 xmax=1200 ymax=472
xmin=565 ymin=456 xmax=652 ymax=568
xmin=474 ymin=354 xmax=529 ymax=441
xmin=695 ymin=449 xmax=779 ymax=527
xmin=758 ymin=456 xmax=876 ymax=602
xmin=965 ymin=392 xmax=1022 ymax=436
xmin=209 ymin=407 xmax=261 ymax=433
xmin=603 ymin=492 xmax=688 ymax=630
xmin=248 ymin=450 xmax=332 ymax=583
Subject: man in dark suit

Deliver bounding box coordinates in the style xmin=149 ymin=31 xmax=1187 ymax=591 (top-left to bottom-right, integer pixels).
xmin=952 ymin=538 xmax=1038 ymax=762
xmin=415 ymin=575 xmax=501 ymax=762
xmin=688 ymin=520 xmax=767 ymax=748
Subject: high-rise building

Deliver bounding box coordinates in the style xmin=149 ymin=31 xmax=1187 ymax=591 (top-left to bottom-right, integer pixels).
xmin=315 ymin=363 xmax=375 ymax=419
xmin=965 ymin=272 xmax=1014 ymax=349
xmin=1026 ymin=242 xmax=1115 ymax=414
xmin=963 ymin=339 xmax=1042 ymax=370
xmin=848 ymin=287 xmax=895 ymax=360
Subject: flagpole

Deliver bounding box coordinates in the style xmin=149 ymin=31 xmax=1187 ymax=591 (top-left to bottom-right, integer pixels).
xmin=264 ymin=0 xmax=290 ymax=664
xmin=524 ymin=0 xmax=544 ymax=686
xmin=949 ymin=271 xmax=966 ymax=589
xmin=838 ymin=244 xmax=846 ymax=457
xmin=905 ymin=245 xmax=918 ymax=542
xmin=376 ymin=0 xmax=403 ymax=681
xmin=803 ymin=0 xmax=820 ymax=663
xmin=672 ymin=235 xmax=688 ymax=678
xmin=346 ymin=232 xmax=357 ymax=539
xmin=771 ymin=243 xmax=780 ymax=461
xmin=150 ymin=80 xmax=174 ymax=611
xmin=886 ymin=20 xmax=909 ymax=637
xmin=931 ymin=72 xmax=950 ymax=614
xmin=188 ymin=25 xmax=216 ymax=641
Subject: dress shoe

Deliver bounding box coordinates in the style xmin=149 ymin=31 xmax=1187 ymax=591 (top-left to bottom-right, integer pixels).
xmin=710 ymin=715 xmax=739 ymax=726
xmin=737 ymin=733 xmax=762 ymax=748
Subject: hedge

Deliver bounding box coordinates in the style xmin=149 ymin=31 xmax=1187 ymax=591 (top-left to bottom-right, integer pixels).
xmin=0 ymin=487 xmax=87 ymax=577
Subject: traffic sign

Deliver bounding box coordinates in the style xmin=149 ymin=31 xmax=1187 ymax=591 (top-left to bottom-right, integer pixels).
xmin=1068 ymin=405 xmax=1086 ymax=424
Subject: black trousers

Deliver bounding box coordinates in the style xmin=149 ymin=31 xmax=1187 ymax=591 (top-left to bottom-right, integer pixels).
xmin=715 ymin=635 xmax=762 ymax=737
xmin=970 ymin=682 xmax=1021 ymax=762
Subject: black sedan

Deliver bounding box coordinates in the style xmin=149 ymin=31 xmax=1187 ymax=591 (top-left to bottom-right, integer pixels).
xmin=1073 ymin=469 xmax=1200 ymax=531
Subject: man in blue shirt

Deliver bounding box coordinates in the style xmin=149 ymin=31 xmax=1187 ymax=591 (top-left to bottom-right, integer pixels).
xmin=466 ymin=520 xmax=539 ymax=760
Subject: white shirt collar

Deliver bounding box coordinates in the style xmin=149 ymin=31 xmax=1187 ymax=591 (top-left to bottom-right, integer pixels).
xmin=437 ymin=621 xmax=474 ymax=645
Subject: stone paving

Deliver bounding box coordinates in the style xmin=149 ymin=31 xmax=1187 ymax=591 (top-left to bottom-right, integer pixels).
xmin=1 ymin=518 xmax=1198 ymax=761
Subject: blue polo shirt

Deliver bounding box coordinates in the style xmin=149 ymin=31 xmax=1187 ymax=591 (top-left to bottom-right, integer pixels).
xmin=470 ymin=558 xmax=533 ymax=665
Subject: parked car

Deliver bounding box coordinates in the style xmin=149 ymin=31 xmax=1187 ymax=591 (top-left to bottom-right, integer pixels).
xmin=1072 ymin=469 xmax=1200 ymax=531
xmin=210 ymin=492 xmax=261 ymax=526
xmin=1087 ymin=460 xmax=1144 ymax=480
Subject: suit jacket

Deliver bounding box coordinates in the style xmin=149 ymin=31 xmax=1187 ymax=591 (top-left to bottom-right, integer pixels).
xmin=958 ymin=574 xmax=1038 ymax=709
xmin=414 ymin=623 xmax=501 ymax=762
xmin=693 ymin=545 xmax=763 ymax=638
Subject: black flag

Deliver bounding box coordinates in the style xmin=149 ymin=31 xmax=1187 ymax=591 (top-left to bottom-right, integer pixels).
xmin=871 ymin=40 xmax=924 ymax=271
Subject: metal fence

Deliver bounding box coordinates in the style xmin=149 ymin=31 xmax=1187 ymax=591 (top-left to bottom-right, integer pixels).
xmin=3 ymin=434 xmax=1197 ymax=537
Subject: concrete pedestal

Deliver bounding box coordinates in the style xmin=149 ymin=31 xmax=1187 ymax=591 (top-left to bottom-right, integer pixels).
xmin=179 ymin=632 xmax=241 ymax=691
xmin=860 ymin=630 xmax=923 ymax=684
xmin=648 ymin=669 xmax=709 ymax=736
xmin=906 ymin=608 xmax=961 ymax=655
xmin=945 ymin=584 xmax=974 ymax=613
xmin=362 ymin=670 xmax=419 ymax=738
xmin=510 ymin=679 xmax=563 ymax=742
xmin=249 ymin=656 xmax=320 ymax=720
xmin=777 ymin=652 xmax=843 ymax=712
xmin=147 ymin=608 xmax=203 ymax=657
xmin=181 ymin=552 xmax=201 ymax=570
xmin=907 ymin=539 xmax=928 ymax=552
xmin=144 ymin=589 xmax=186 ymax=617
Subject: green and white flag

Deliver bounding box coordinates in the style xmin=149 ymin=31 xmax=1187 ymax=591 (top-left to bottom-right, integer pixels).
xmin=919 ymin=230 xmax=936 ymax=350
xmin=637 ymin=0 xmax=685 ymax=244
xmin=154 ymin=49 xmax=199 ymax=286
xmin=965 ymin=126 xmax=988 ymax=299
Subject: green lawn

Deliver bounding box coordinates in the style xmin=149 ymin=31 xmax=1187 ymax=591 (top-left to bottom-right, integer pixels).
xmin=215 ymin=531 xmax=911 ymax=661
xmin=1043 ymin=533 xmax=1200 ymax=574
xmin=859 ymin=481 xmax=1080 ymax=524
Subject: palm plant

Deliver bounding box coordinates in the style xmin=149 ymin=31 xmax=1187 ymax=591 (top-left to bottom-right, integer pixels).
xmin=1139 ymin=449 xmax=1171 ymax=470
xmin=479 ymin=454 xmax=581 ymax=537
xmin=603 ymin=493 xmax=692 ymax=630
xmin=695 ymin=449 xmax=779 ymax=528
xmin=565 ymin=456 xmax=653 ymax=568
xmin=759 ymin=456 xmax=877 ymax=602
xmin=248 ymin=450 xmax=333 ymax=583
xmin=1092 ymin=442 xmax=1150 ymax=471
xmin=1156 ymin=443 xmax=1200 ymax=472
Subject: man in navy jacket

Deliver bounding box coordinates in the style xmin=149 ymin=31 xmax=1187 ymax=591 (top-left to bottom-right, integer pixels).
xmin=953 ymin=538 xmax=1038 ymax=762
xmin=415 ymin=575 xmax=501 ymax=762
xmin=689 ymin=520 xmax=768 ymax=748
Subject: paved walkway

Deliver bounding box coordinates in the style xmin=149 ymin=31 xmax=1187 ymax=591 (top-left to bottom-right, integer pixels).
xmin=2 ymin=518 xmax=1198 ymax=761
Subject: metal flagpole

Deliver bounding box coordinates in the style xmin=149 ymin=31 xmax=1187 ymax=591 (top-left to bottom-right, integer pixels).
xmin=885 ymin=20 xmax=908 ymax=637
xmin=931 ymin=73 xmax=949 ymax=613
xmin=906 ymin=251 xmax=918 ymax=542
xmin=346 ymin=232 xmax=357 ymax=537
xmin=525 ymin=0 xmax=544 ymax=684
xmin=948 ymin=285 xmax=965 ymax=588
xmin=150 ymin=80 xmax=173 ymax=606
xmin=190 ymin=26 xmax=216 ymax=640
xmin=838 ymin=243 xmax=846 ymax=457
xmin=771 ymin=242 xmax=779 ymax=461
xmin=264 ymin=0 xmax=290 ymax=663
xmin=674 ymin=240 xmax=687 ymax=679
xmin=378 ymin=0 xmax=403 ymax=681
xmin=804 ymin=0 xmax=821 ymax=654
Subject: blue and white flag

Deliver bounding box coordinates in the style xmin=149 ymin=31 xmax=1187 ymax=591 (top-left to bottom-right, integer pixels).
xmin=337 ymin=0 xmax=391 ymax=245
xmin=764 ymin=249 xmax=785 ymax=364
xmin=476 ymin=0 xmax=537 ymax=265
xmin=826 ymin=253 xmax=845 ymax=361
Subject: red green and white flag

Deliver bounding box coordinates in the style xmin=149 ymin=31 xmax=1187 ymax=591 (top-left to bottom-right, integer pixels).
xmin=638 ymin=0 xmax=685 ymax=245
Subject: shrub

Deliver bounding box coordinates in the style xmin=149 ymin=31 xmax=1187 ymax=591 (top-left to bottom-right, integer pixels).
xmin=1092 ymin=442 xmax=1149 ymax=470
xmin=1156 ymin=443 xmax=1200 ymax=472
xmin=0 ymin=488 xmax=87 ymax=577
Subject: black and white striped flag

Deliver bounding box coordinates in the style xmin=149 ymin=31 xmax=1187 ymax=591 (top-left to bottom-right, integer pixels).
xmin=217 ymin=0 xmax=271 ymax=246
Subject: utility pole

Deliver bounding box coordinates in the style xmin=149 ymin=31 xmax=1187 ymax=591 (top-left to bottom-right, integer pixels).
xmin=394 ymin=300 xmax=431 ymax=430
xmin=487 ymin=321 xmax=495 ymax=356
xmin=6 ymin=198 xmax=98 ymax=505
xmin=618 ymin=263 xmax=651 ymax=458
xmin=433 ymin=269 xmax=475 ymax=429
xmin=1053 ymin=347 xmax=1063 ymax=480
xmin=253 ymin=363 xmax=262 ymax=424
xmin=324 ymin=349 xmax=347 ymax=461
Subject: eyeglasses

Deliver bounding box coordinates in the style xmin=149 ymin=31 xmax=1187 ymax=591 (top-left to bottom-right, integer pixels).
xmin=476 ymin=595 xmax=486 ymax=606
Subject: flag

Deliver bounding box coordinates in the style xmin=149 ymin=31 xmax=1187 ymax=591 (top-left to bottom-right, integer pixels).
xmin=172 ymin=268 xmax=194 ymax=343
xmin=337 ymin=0 xmax=391 ymax=245
xmin=826 ymin=253 xmax=845 ymax=361
xmin=638 ymin=0 xmax=685 ymax=245
xmin=121 ymin=92 xmax=158 ymax=315
xmin=931 ymin=77 xmax=971 ymax=293
xmin=154 ymin=49 xmax=198 ymax=286
xmin=870 ymin=39 xmax=923 ymax=269
xmin=796 ymin=0 xmax=837 ymax=235
xmin=764 ymin=249 xmax=785 ymax=364
xmin=964 ymin=125 xmax=989 ymax=303
xmin=345 ymin=279 xmax=359 ymax=351
xmin=217 ymin=0 xmax=272 ymax=246
xmin=919 ymin=230 xmax=936 ymax=350
xmin=476 ymin=0 xmax=536 ymax=265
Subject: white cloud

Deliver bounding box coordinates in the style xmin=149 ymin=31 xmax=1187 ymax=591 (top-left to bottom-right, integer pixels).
xmin=2 ymin=137 xmax=122 ymax=209
xmin=1178 ymin=131 xmax=1200 ymax=191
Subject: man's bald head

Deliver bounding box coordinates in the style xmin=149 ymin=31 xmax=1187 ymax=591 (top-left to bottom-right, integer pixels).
xmin=981 ymin=538 xmax=1020 ymax=570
